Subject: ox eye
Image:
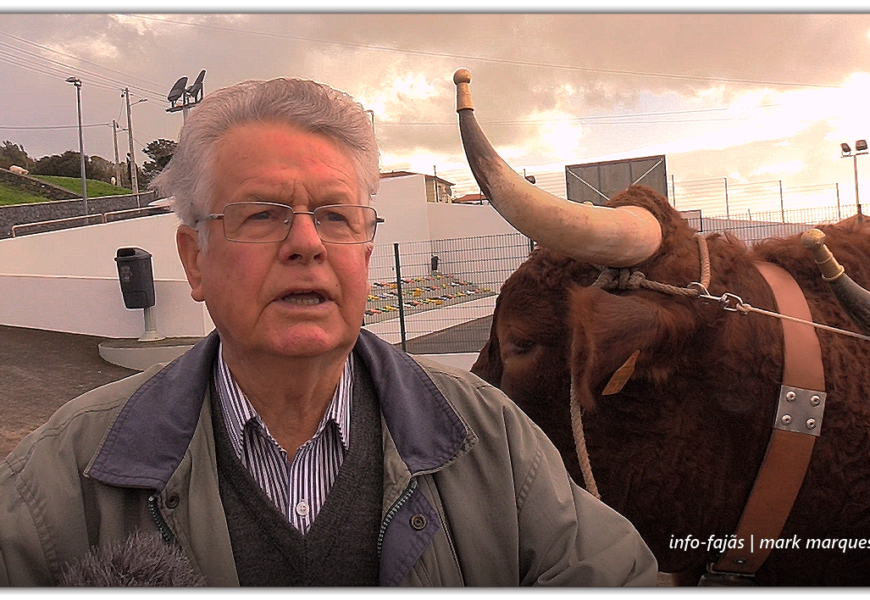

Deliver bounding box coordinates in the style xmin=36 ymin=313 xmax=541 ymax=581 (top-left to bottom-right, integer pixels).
xmin=507 ymin=338 xmax=535 ymax=356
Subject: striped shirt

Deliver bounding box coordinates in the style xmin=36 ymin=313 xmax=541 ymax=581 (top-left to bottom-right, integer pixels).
xmin=213 ymin=343 xmax=353 ymax=534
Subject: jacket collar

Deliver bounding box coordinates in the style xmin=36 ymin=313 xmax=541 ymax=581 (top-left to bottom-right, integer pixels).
xmin=87 ymin=329 xmax=471 ymax=490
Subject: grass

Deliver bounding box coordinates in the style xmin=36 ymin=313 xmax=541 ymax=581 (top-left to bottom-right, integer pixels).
xmin=0 ymin=176 xmax=133 ymax=206
xmin=32 ymin=175 xmax=131 ymax=197
xmin=0 ymin=183 xmax=48 ymax=206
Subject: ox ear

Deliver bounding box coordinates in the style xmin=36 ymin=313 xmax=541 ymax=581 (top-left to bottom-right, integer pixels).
xmin=471 ymin=316 xmax=504 ymax=386
xmin=568 ymin=285 xmax=695 ymax=411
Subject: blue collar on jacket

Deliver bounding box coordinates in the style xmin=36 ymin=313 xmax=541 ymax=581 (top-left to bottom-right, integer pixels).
xmin=87 ymin=329 xmax=471 ymax=490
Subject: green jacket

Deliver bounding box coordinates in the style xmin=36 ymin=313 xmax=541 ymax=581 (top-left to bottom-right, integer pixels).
xmin=0 ymin=329 xmax=657 ymax=586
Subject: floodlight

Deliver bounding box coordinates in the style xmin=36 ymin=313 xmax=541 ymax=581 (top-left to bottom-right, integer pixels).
xmin=842 ymin=143 xmax=852 ymax=155
xmin=858 ymin=140 xmax=868 ymax=152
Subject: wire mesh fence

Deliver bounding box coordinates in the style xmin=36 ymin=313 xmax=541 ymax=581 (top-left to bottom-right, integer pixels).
xmin=684 ymin=203 xmax=860 ymax=246
xmin=363 ymin=232 xmax=532 ymax=354
xmin=369 ymin=202 xmax=863 ymax=356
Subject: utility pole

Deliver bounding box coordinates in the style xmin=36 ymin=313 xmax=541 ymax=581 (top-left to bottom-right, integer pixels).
xmin=123 ymin=87 xmax=139 ymax=202
xmin=66 ymin=76 xmax=88 ymax=216
xmin=112 ymin=120 xmax=122 ymax=186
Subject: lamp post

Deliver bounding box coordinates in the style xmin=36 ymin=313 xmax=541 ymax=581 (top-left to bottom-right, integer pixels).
xmin=65 ymin=76 xmax=87 ymax=216
xmin=841 ymin=139 xmax=868 ymax=213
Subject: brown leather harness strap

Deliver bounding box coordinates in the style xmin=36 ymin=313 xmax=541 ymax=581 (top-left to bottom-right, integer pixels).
xmin=709 ymin=261 xmax=826 ymax=578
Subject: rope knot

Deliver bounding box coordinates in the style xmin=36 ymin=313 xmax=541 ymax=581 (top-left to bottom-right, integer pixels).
xmin=594 ymin=268 xmax=646 ymax=291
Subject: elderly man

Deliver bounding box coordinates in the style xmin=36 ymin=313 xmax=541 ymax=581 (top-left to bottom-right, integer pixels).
xmin=0 ymin=78 xmax=657 ymax=586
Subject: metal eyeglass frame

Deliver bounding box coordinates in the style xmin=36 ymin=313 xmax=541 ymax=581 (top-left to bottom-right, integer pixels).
xmin=199 ymin=202 xmax=384 ymax=244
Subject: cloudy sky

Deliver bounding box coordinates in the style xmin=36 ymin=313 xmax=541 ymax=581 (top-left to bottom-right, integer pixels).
xmin=2 ymin=10 xmax=870 ymax=215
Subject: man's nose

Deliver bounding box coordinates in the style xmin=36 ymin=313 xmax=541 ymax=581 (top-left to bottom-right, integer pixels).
xmin=280 ymin=211 xmax=325 ymax=260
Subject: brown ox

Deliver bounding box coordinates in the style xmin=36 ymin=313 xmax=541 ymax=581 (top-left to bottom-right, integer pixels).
xmin=454 ymin=69 xmax=870 ymax=585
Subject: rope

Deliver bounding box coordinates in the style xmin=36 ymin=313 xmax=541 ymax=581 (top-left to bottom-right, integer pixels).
xmin=573 ymin=234 xmax=710 ymax=500
xmin=592 ymin=234 xmax=711 ymax=297
xmin=570 ymin=384 xmax=600 ymax=499
xmin=733 ymin=301 xmax=870 ymax=342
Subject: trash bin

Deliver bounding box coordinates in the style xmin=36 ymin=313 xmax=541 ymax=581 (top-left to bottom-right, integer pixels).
xmin=115 ymin=247 xmax=156 ymax=309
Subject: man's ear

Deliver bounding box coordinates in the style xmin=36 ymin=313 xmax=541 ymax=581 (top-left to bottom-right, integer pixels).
xmin=176 ymin=225 xmax=205 ymax=302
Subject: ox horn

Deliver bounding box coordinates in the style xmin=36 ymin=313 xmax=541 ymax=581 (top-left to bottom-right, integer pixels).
xmin=453 ymin=68 xmax=662 ymax=268
xmin=802 ymin=228 xmax=870 ymax=334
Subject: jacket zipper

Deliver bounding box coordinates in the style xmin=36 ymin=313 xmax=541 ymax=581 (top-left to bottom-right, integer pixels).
xmin=377 ymin=478 xmax=418 ymax=558
xmin=148 ymin=493 xmax=177 ymax=545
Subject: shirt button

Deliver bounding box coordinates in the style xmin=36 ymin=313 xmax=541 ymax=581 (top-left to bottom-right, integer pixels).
xmin=295 ymin=500 xmax=310 ymax=517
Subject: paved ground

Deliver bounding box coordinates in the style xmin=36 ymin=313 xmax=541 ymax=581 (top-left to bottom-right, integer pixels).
xmin=401 ymin=315 xmax=492 ymax=354
xmin=0 ymin=325 xmax=137 ymax=456
xmin=1 ymin=317 xmax=492 ymax=457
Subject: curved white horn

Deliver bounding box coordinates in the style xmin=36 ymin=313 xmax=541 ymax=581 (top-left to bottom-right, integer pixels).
xmin=454 ymin=68 xmax=662 ymax=268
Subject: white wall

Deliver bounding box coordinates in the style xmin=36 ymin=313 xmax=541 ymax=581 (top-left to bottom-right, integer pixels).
xmin=372 ymin=174 xmax=520 ymax=243
xmin=0 ymin=275 xmax=211 ymax=338
xmin=0 ymin=213 xmax=213 ymax=338
xmin=0 ymin=174 xmax=524 ymax=340
xmin=371 ymin=174 xmax=431 ymax=244
xmin=427 ymin=202 xmax=519 ymax=239
xmin=0 ymin=213 xmax=186 ymax=279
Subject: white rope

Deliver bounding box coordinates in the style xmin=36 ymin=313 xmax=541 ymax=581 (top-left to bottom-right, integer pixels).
xmin=735 ymin=302 xmax=870 ymax=342
xmin=570 ymin=383 xmax=600 ymax=499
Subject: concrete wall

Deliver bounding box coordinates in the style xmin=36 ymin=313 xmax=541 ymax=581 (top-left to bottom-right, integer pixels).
xmin=0 ymin=191 xmax=158 ymax=239
xmin=427 ymin=201 xmax=519 ymax=239
xmin=371 ymin=174 xmax=432 ymax=244
xmin=0 ymin=173 xmax=529 ymax=340
xmin=0 ymin=212 xmax=213 ymax=338
xmin=0 ymin=275 xmax=210 ymax=338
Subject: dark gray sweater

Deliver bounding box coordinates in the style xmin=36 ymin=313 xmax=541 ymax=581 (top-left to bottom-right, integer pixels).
xmin=211 ymin=357 xmax=383 ymax=586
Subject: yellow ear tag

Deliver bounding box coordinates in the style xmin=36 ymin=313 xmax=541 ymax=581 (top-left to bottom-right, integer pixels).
xmin=601 ymin=350 xmax=640 ymax=395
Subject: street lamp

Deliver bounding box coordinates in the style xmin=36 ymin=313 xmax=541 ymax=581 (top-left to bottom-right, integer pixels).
xmin=841 ymin=139 xmax=868 ymax=211
xmin=65 ymin=76 xmax=87 ymax=216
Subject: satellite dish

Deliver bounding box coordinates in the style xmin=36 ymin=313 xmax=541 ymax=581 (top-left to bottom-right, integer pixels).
xmin=167 ymin=76 xmax=188 ymax=105
xmin=185 ymin=69 xmax=206 ymax=103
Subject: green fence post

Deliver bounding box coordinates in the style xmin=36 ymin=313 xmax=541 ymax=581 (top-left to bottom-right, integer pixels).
xmin=393 ymin=242 xmax=407 ymax=351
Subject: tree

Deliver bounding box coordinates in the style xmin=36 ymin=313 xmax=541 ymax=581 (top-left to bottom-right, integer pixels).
xmin=141 ymin=138 xmax=177 ymax=185
xmin=90 ymin=156 xmax=116 ymax=184
xmin=30 ymin=151 xmax=114 ymax=181
xmin=0 ymin=141 xmax=35 ymax=171
xmin=32 ymin=151 xmax=90 ymax=178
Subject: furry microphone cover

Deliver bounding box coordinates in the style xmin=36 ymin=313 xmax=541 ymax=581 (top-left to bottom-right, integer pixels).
xmin=59 ymin=530 xmax=206 ymax=586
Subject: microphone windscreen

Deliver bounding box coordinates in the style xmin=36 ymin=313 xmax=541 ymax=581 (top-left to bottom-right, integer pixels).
xmin=59 ymin=530 xmax=206 ymax=586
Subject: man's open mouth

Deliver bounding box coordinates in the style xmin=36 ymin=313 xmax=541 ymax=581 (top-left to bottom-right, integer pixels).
xmin=279 ymin=291 xmax=327 ymax=306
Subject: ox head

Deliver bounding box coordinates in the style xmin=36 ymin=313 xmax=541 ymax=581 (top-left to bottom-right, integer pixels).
xmin=457 ymin=69 xmax=780 ymax=577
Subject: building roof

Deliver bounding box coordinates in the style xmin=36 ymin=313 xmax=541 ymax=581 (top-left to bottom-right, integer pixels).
xmin=453 ymin=193 xmax=488 ymax=204
xmin=379 ymin=170 xmax=455 ymax=187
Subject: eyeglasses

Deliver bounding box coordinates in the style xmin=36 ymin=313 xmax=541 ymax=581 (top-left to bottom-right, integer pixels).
xmin=200 ymin=202 xmax=384 ymax=244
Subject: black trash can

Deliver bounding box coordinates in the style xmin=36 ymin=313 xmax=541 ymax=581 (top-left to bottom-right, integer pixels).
xmin=115 ymin=247 xmax=156 ymax=309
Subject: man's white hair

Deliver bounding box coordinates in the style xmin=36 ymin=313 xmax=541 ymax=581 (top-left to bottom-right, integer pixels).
xmin=150 ymin=77 xmax=379 ymax=248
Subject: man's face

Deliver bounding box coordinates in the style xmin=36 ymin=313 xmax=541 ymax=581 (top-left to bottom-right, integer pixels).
xmin=177 ymin=121 xmax=372 ymax=365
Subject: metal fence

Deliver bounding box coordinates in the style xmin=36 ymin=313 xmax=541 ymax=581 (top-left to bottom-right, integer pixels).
xmin=668 ymin=177 xmax=846 ymax=218
xmin=371 ymin=202 xmax=863 ymax=355
xmin=363 ymin=232 xmax=532 ymax=354
xmin=684 ymin=203 xmax=861 ymax=246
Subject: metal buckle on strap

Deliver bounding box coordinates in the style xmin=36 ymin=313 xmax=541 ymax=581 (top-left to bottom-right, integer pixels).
xmin=700 ymin=565 xmax=759 ymax=587
xmin=773 ymin=385 xmax=826 ymax=437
